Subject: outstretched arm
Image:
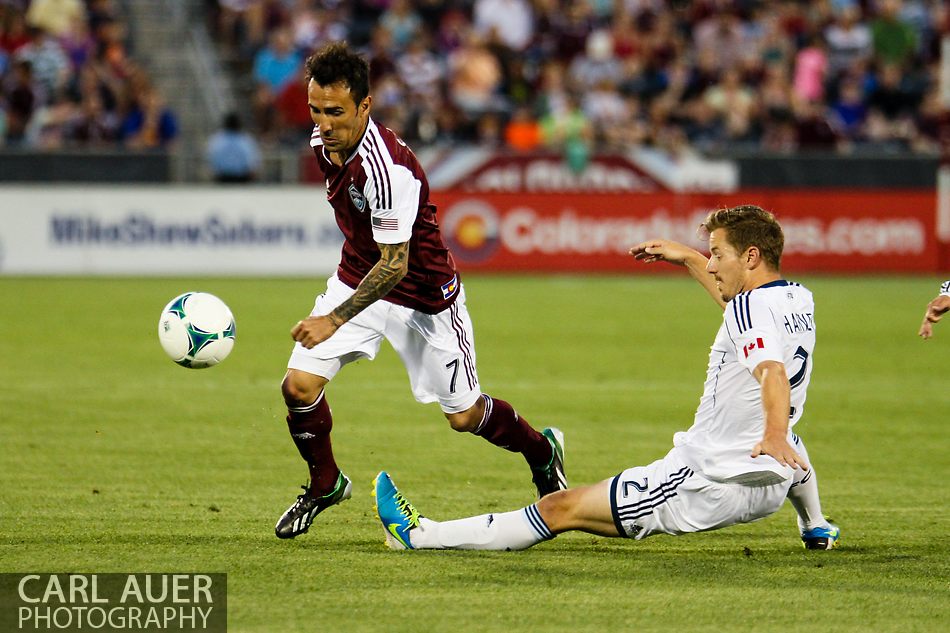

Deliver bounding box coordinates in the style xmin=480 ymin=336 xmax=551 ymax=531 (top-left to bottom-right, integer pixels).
xmin=292 ymin=241 xmax=410 ymax=348
xmin=919 ymin=294 xmax=950 ymax=339
xmin=630 ymin=239 xmax=726 ymax=310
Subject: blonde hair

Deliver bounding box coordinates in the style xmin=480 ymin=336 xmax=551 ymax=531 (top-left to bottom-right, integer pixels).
xmin=702 ymin=205 xmax=784 ymax=270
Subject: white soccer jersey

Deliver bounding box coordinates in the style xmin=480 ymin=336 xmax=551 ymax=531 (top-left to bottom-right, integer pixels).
xmin=940 ymin=280 xmax=950 ymax=297
xmin=673 ymin=280 xmax=816 ymax=486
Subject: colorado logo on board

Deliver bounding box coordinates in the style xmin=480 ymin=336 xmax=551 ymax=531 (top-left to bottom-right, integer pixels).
xmin=441 ymin=200 xmax=500 ymax=264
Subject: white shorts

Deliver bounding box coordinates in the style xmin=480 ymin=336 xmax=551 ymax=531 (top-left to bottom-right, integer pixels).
xmin=287 ymin=275 xmax=481 ymax=413
xmin=609 ymin=447 xmax=791 ymax=539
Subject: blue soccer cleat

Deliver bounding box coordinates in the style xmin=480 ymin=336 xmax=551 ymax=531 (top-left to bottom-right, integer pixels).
xmin=801 ymin=522 xmax=841 ymax=550
xmin=373 ymin=471 xmax=421 ymax=550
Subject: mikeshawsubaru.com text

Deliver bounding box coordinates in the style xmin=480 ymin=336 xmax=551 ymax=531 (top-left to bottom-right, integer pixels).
xmin=0 ymin=574 xmax=227 ymax=632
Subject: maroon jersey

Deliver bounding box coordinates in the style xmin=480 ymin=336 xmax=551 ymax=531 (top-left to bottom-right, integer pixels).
xmin=310 ymin=118 xmax=460 ymax=314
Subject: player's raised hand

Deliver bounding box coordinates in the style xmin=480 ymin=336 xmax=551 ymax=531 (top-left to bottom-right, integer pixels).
xmin=292 ymin=315 xmax=339 ymax=349
xmin=919 ymin=295 xmax=950 ymax=339
xmin=629 ymin=240 xmax=698 ymax=266
xmin=751 ymin=436 xmax=810 ymax=471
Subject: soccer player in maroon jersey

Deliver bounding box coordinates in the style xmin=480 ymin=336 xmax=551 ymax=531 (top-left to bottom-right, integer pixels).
xmin=274 ymin=42 xmax=566 ymax=539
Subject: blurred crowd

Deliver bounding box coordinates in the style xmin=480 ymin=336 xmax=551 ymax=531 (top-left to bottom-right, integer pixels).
xmin=0 ymin=0 xmax=177 ymax=149
xmin=2 ymin=1 xmax=946 ymax=156
xmin=209 ymin=0 xmax=948 ymax=157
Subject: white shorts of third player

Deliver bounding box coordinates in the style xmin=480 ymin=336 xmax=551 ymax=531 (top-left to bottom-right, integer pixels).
xmin=609 ymin=447 xmax=792 ymax=539
xmin=288 ymin=274 xmax=480 ymax=413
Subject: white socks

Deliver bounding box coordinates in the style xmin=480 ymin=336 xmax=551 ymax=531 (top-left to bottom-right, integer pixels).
xmin=788 ymin=436 xmax=830 ymax=531
xmin=408 ymin=504 xmax=554 ymax=551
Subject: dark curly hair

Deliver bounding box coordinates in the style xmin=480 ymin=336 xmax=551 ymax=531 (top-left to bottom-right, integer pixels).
xmin=305 ymin=42 xmax=370 ymax=105
xmin=702 ymin=205 xmax=784 ymax=270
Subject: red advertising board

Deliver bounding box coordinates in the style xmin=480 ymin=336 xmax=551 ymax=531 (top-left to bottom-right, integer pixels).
xmin=434 ymin=190 xmax=938 ymax=273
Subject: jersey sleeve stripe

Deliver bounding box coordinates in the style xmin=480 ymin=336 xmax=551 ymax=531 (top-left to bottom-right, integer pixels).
xmin=360 ymin=146 xmax=387 ymax=210
xmin=732 ymin=297 xmax=745 ymax=333
xmin=366 ymin=132 xmax=392 ymax=209
xmin=744 ymin=294 xmax=752 ymax=329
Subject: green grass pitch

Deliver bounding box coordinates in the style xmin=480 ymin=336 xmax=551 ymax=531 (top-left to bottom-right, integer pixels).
xmin=1 ymin=275 xmax=948 ymax=632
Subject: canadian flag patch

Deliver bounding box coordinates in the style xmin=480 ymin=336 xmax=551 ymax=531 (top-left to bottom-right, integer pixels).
xmin=743 ymin=337 xmax=765 ymax=358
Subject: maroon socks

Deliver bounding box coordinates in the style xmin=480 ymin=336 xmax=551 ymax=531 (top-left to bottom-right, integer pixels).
xmin=286 ymin=391 xmax=339 ymax=496
xmin=473 ymin=394 xmax=552 ymax=468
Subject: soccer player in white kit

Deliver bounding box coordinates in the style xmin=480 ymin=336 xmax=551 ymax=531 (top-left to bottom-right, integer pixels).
xmin=918 ymin=281 xmax=950 ymax=339
xmin=375 ymin=205 xmax=840 ymax=551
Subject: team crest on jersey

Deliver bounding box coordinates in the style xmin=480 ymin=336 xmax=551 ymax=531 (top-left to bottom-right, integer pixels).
xmin=348 ymin=183 xmax=366 ymax=212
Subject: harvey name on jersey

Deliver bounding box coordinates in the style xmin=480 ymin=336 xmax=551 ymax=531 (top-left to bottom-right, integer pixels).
xmin=675 ymin=280 xmax=816 ymax=486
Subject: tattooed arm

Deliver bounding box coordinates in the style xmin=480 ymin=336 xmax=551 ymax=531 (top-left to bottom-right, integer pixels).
xmin=292 ymin=242 xmax=409 ymax=349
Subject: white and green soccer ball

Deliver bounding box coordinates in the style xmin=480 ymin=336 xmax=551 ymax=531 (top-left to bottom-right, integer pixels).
xmin=158 ymin=292 xmax=236 ymax=369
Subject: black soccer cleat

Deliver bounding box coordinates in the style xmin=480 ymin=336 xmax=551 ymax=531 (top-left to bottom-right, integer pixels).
xmin=531 ymin=427 xmax=567 ymax=499
xmin=275 ymin=472 xmax=352 ymax=539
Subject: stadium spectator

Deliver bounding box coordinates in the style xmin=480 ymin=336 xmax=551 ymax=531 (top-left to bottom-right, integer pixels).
xmin=58 ymin=12 xmax=95 ymax=72
xmin=792 ymin=35 xmax=828 ymax=103
xmin=394 ymin=35 xmax=443 ymax=102
xmin=540 ymin=90 xmax=593 ymax=172
xmin=288 ymin=0 xmax=346 ymax=53
xmin=274 ymin=43 xmax=566 ymax=541
xmin=215 ymin=0 xmax=267 ymax=54
xmin=447 ymin=29 xmax=502 ymax=116
xmin=273 ymin=71 xmax=312 ymax=143
xmin=871 ymin=0 xmax=918 ymax=65
xmin=919 ymin=281 xmax=950 ymax=339
xmin=704 ymin=67 xmax=755 ymax=143
xmin=472 ymin=0 xmax=534 ymax=52
xmin=197 ymin=0 xmax=945 ymax=158
xmin=0 ymin=0 xmax=174 ymax=151
xmin=829 ymin=78 xmax=868 ymax=142
xmin=14 ymin=26 xmax=69 ymax=102
xmin=205 ymin=111 xmax=261 ymax=183
xmin=375 ymin=205 xmax=840 ymax=554
xmin=23 ymin=89 xmax=76 ymax=147
xmin=567 ymin=29 xmax=623 ymax=91
xmin=693 ymin=9 xmax=747 ymax=72
xmin=379 ymin=0 xmax=422 ymax=52
xmin=63 ymin=88 xmax=118 ymax=145
xmin=119 ymin=78 xmax=178 ymax=149
xmin=3 ymin=58 xmax=35 ymax=144
xmin=7 ymin=0 xmax=941 ymax=157
xmin=824 ymin=4 xmax=872 ymax=77
xmin=1 ymin=6 xmax=31 ymax=55
xmin=794 ymin=98 xmax=838 ymax=151
xmin=25 ymin=0 xmax=84 ymax=38
xmin=252 ymin=27 xmax=302 ymax=136
xmin=503 ymin=104 xmax=541 ymax=152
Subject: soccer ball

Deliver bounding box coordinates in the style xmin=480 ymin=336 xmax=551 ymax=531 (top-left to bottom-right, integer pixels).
xmin=158 ymin=292 xmax=236 ymax=369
